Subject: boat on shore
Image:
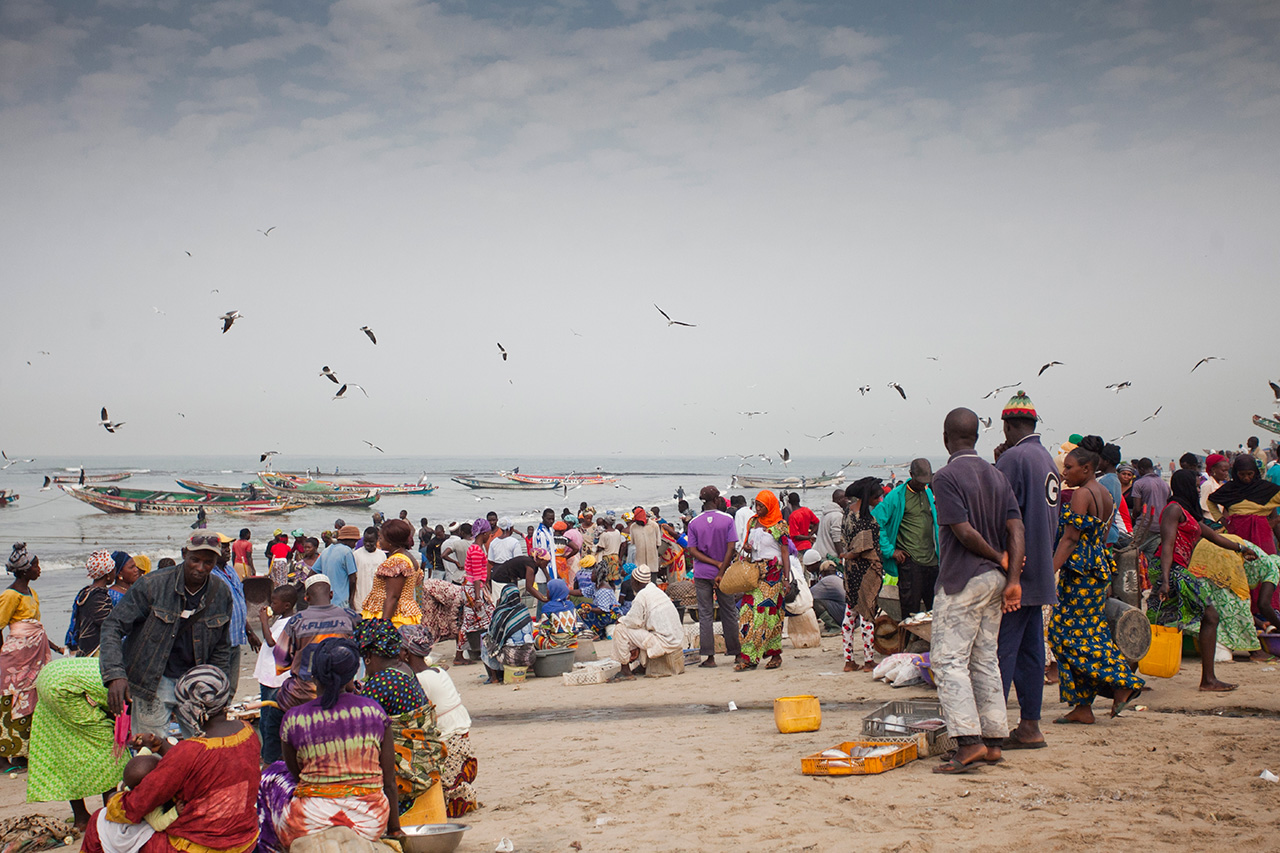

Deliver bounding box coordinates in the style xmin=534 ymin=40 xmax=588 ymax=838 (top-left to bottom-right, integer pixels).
xmin=259 ymin=482 xmax=381 ymax=507
xmin=259 ymin=472 xmax=434 ymax=496
xmin=451 ymin=475 xmax=561 ymax=490
xmin=62 ymin=485 xmax=302 ymax=516
xmin=504 ymin=472 xmax=618 ymax=486
xmin=732 ymin=473 xmax=845 ymax=490
xmin=1254 ymin=414 xmax=1280 ymax=436
xmin=51 ymin=471 xmax=132 ymax=484
xmin=176 ymin=478 xmax=263 ymax=497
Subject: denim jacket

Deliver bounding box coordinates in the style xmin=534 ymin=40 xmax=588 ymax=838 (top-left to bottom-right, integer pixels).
xmin=99 ymin=564 xmax=233 ymax=699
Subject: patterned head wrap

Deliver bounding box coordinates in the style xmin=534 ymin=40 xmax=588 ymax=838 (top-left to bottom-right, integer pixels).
xmin=133 ymin=555 xmax=152 ymax=574
xmin=471 ymin=518 xmax=492 ymax=537
xmin=1117 ymin=463 xmax=1137 ymax=476
xmin=173 ymin=665 xmax=233 ymax=737
xmin=353 ymin=618 xmax=402 ymax=658
xmin=111 ymin=551 xmax=132 ymax=573
xmin=531 ymin=547 xmax=551 ymax=563
xmin=6 ymin=543 xmax=32 ymax=575
xmin=397 ymin=624 xmax=434 ymax=658
xmin=311 ymin=637 xmax=361 ymax=710
xmin=86 ymin=550 xmax=116 ymax=580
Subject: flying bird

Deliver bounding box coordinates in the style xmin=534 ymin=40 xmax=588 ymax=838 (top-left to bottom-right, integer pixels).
xmin=210 ymin=289 xmax=219 ymax=294
xmin=1190 ymin=356 xmax=1224 ymax=373
xmin=362 ymin=440 xmax=384 ymax=453
xmin=260 ymin=450 xmax=280 ymax=463
xmin=333 ymin=383 xmax=369 ymax=399
xmin=320 ymin=366 xmax=340 ymax=384
xmin=654 ymin=304 xmax=696 ymax=328
xmin=1038 ymin=361 xmax=1064 ymax=376
xmin=858 ymin=385 xmax=871 ymax=396
xmin=40 ymin=476 xmax=51 ymax=491
xmin=1111 ymin=429 xmax=1138 ymax=441
xmin=185 ymin=251 xmax=191 ymax=257
xmin=1141 ymin=406 xmax=1163 ymax=423
xmin=978 ymin=417 xmax=994 ymax=432
xmin=257 ymin=226 xmax=276 ymax=236
xmin=779 ymin=448 xmax=791 ymax=465
xmin=497 ymin=343 xmax=507 ymax=361
xmin=360 ymin=326 xmax=377 ymax=345
xmin=1105 ymin=381 xmax=1132 ymax=393
xmin=177 ymin=412 xmax=185 ymax=418
xmin=220 ymin=311 xmax=242 ymax=333
xmin=804 ymin=431 xmax=835 ymax=441
xmin=0 ymin=452 xmax=34 ymax=470
xmin=152 ymin=307 xmax=166 ymax=316
xmin=888 ymin=382 xmax=907 ymax=400
xmin=738 ymin=411 xmax=767 ymax=418
xmin=982 ymin=382 xmax=1021 ymax=400
xmin=926 ymin=356 xmax=940 ymax=361
xmin=99 ymin=407 xmax=125 ymax=433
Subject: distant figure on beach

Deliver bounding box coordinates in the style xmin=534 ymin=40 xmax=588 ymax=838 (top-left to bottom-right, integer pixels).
xmin=872 ymin=459 xmax=938 ymax=617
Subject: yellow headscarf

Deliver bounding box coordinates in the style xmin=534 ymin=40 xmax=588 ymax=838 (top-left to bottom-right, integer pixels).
xmin=133 ymin=554 xmax=152 ymax=574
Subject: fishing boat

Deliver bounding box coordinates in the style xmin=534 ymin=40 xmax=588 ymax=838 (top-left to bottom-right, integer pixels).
xmin=259 ymin=482 xmax=381 ymax=507
xmin=62 ymin=485 xmax=302 ymax=516
xmin=503 ymin=472 xmax=618 ymax=486
xmin=175 ymin=478 xmax=266 ymax=497
xmin=731 ymin=473 xmax=846 ymax=490
xmin=259 ymin=472 xmax=435 ymax=496
xmin=0 ymin=491 xmax=17 ymax=507
xmin=451 ymin=475 xmax=561 ymax=490
xmin=1254 ymin=414 xmax=1280 ymax=437
xmin=51 ymin=471 xmax=132 ymax=484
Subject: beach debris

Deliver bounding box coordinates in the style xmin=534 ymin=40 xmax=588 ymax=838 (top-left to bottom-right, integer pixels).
xmin=654 ymin=303 xmax=696 ymax=328
xmin=1038 ymin=361 xmax=1063 ymax=376
xmin=858 ymin=385 xmax=870 ymax=395
xmin=594 ymin=815 xmax=615 ymax=827
xmin=727 ymin=701 xmax=738 ymax=711
xmin=359 ymin=325 xmax=377 ymax=344
xmin=570 ymin=843 xmax=582 ymax=851
xmin=219 ymin=310 xmax=242 ymax=333
xmin=495 ymin=838 xmax=515 ymax=852
xmin=1133 ymin=705 xmax=1148 ymax=712
xmin=1260 ymin=770 xmax=1279 ymax=783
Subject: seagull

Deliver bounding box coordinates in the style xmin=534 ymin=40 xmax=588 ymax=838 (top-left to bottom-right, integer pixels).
xmin=99 ymin=407 xmax=125 ymax=433
xmin=1038 ymin=361 xmax=1064 ymax=376
xmin=1111 ymin=429 xmax=1138 ymax=441
xmin=0 ymin=451 xmax=34 ymax=468
xmin=363 ymin=440 xmax=384 ymax=453
xmin=219 ymin=311 xmax=242 ymax=333
xmin=926 ymin=356 xmax=940 ymax=361
xmin=210 ymin=289 xmax=220 ymax=294
xmin=474 ymin=496 xmax=495 ymax=501
xmin=360 ymin=326 xmax=377 ymax=345
xmin=779 ymin=448 xmax=791 ymax=465
xmin=257 ymin=226 xmax=276 ymax=236
xmin=979 ymin=417 xmax=994 ymax=432
xmin=40 ymin=476 xmax=51 ymax=491
xmin=1270 ymin=380 xmax=1280 ymax=400
xmin=982 ymin=382 xmax=1021 ymax=400
xmin=260 ymin=450 xmax=280 ymax=463
xmin=1190 ymin=356 xmax=1224 ymax=373
xmin=320 ymin=366 xmax=340 ymax=384
xmin=497 ymin=343 xmax=507 ymax=362
xmin=185 ymin=251 xmax=192 ymax=257
xmin=569 ymin=329 xmax=583 ymax=338
xmin=738 ymin=411 xmax=767 ymax=418
xmin=858 ymin=385 xmax=871 ymax=396
xmin=177 ymin=412 xmax=186 ymax=418
xmin=804 ymin=431 xmax=835 ymax=441
xmin=1105 ymin=381 xmax=1132 ymax=393
xmin=333 ymin=384 xmax=369 ymax=399
xmin=152 ymin=307 xmax=166 ymax=316
xmin=1141 ymin=406 xmax=1163 ymax=423
xmin=888 ymin=382 xmax=906 ymax=400
xmin=654 ymin=304 xmax=696 ymax=328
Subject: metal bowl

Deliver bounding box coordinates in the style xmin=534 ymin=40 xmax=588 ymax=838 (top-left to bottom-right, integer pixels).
xmin=399 ymin=824 xmax=470 ymax=853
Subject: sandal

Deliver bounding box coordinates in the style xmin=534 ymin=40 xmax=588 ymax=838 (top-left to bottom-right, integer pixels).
xmin=765 ymin=658 xmax=782 ymax=670
xmin=1111 ymin=687 xmax=1143 ymax=718
xmin=932 ymin=756 xmax=982 ymax=774
xmin=607 ymin=672 xmax=636 ymax=683
xmin=733 ymin=661 xmax=756 ymax=672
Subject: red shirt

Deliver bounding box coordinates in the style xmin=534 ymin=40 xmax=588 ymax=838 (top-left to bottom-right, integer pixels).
xmin=269 ymin=542 xmax=291 ymax=560
xmin=231 ymin=539 xmax=253 ymax=564
xmin=788 ymin=506 xmax=819 ymax=547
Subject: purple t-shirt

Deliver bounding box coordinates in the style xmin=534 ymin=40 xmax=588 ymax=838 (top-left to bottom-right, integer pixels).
xmin=933 ymin=449 xmax=1022 ymax=596
xmin=686 ymin=510 xmax=738 ymax=580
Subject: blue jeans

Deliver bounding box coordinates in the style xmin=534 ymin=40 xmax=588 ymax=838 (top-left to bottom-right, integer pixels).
xmin=131 ymin=676 xmax=183 ymax=738
xmin=997 ymin=603 xmax=1045 ymax=722
xmin=259 ymin=685 xmax=284 ymax=764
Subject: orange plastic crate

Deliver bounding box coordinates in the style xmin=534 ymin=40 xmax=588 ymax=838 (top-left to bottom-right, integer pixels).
xmin=801 ymin=739 xmax=918 ymax=776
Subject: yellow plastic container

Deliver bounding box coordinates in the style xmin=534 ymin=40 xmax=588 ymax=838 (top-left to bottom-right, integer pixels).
xmin=401 ymin=772 xmax=447 ymax=824
xmin=774 ymin=695 xmax=822 ymax=733
xmin=503 ymin=665 xmax=528 ymax=684
xmin=1138 ymin=624 xmax=1182 ymax=678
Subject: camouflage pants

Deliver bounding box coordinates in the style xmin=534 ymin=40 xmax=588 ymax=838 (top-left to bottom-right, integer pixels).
xmin=932 ymin=570 xmax=1008 ymax=741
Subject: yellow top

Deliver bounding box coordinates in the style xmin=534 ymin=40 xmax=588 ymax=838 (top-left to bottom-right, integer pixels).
xmin=0 ymin=588 xmax=40 ymax=629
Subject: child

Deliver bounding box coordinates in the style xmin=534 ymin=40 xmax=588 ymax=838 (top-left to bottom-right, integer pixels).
xmin=254 ymin=584 xmax=298 ymax=764
xmin=94 ymin=751 xmax=176 ymax=850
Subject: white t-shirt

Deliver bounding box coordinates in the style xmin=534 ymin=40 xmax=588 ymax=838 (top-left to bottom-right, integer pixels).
xmin=353 ymin=547 xmax=387 ymax=610
xmin=444 ymin=537 xmax=472 ymax=585
xmin=254 ymin=614 xmax=293 ymax=689
xmin=488 ymin=535 xmax=521 ymax=565
xmin=735 ymin=506 xmax=755 ymax=544
xmin=415 ymin=667 xmax=471 ymax=737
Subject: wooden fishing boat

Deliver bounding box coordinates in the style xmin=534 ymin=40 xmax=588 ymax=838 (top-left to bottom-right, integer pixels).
xmin=175 ymin=478 xmax=266 ymax=497
xmin=62 ymin=485 xmax=302 ymax=516
xmin=731 ymin=473 xmax=846 ymax=490
xmin=259 ymin=472 xmax=434 ymax=496
xmin=0 ymin=491 xmax=17 ymax=506
xmin=51 ymin=471 xmax=132 ymax=484
xmin=504 ymin=472 xmax=618 ymax=486
xmin=1253 ymin=414 xmax=1280 ymax=437
xmin=259 ymin=482 xmax=381 ymax=507
xmin=451 ymin=475 xmax=561 ymax=490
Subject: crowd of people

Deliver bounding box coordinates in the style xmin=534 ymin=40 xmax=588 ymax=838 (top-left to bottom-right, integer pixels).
xmin=6 ymin=392 xmax=1280 ymax=843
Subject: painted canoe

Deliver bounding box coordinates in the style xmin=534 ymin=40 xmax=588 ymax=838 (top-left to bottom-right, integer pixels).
xmin=504 ymin=472 xmax=618 ymax=486
xmin=176 ymin=478 xmax=267 ymax=497
xmin=731 ymin=473 xmax=846 ymax=490
xmin=259 ymin=483 xmax=381 ymax=507
xmin=451 ymin=476 xmax=561 ymax=490
xmin=51 ymin=471 xmax=132 ymax=484
xmin=259 ymin=473 xmax=435 ymax=496
xmin=1254 ymin=415 xmax=1280 ymax=436
xmin=62 ymin=485 xmax=302 ymax=516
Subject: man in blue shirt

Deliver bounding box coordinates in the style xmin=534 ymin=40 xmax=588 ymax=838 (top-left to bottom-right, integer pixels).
xmin=213 ymin=534 xmax=260 ymax=693
xmin=992 ymin=392 xmax=1059 ymax=751
xmin=313 ymin=525 xmax=360 ymax=609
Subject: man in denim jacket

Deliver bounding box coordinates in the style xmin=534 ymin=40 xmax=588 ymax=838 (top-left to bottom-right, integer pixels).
xmin=100 ymin=532 xmax=233 ymax=736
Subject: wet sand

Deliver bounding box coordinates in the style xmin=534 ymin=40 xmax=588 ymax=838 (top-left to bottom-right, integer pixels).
xmin=7 ymin=634 xmax=1280 ymax=851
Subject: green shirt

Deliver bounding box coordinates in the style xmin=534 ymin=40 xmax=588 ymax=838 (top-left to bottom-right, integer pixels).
xmin=895 ymin=485 xmax=937 ymax=567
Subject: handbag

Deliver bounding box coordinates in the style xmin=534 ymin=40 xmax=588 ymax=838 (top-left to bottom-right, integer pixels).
xmin=720 ymin=559 xmax=762 ymax=595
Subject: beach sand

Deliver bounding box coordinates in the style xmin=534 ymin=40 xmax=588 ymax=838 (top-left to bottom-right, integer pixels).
xmin=7 ymin=633 xmax=1280 ymax=852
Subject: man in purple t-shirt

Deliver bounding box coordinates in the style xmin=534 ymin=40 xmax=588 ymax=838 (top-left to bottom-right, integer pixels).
xmin=685 ymin=485 xmax=742 ymax=667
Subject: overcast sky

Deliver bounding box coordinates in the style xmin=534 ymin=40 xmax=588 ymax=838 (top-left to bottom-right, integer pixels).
xmin=3 ymin=0 xmax=1278 ymax=462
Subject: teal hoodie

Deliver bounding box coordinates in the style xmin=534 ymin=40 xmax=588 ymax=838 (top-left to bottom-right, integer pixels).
xmin=870 ymin=482 xmax=939 ymax=578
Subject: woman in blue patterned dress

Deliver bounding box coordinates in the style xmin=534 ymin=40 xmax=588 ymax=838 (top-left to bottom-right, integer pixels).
xmin=1047 ymin=437 xmax=1145 ymax=725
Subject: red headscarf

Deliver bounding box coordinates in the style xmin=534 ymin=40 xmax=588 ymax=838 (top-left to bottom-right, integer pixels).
xmin=753 ymin=490 xmax=783 ymax=529
xmin=632 ymin=507 xmax=648 ymax=525
xmin=1206 ymin=453 xmax=1227 ymax=472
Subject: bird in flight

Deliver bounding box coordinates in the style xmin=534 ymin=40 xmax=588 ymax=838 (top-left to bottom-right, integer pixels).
xmin=177 ymin=412 xmax=186 ymax=418
xmin=257 ymin=226 xmax=276 ymax=236
xmin=334 ymin=383 xmax=369 ymax=399
xmin=858 ymin=385 xmax=871 ymax=396
xmin=888 ymin=382 xmax=907 ymax=400
xmin=654 ymin=304 xmax=696 ymax=327
xmin=978 ymin=416 xmax=994 ymax=432
xmin=1111 ymin=429 xmax=1138 ymax=441
xmin=1270 ymin=381 xmax=1280 ymax=401
xmin=1141 ymin=406 xmax=1163 ymax=423
xmin=260 ymin=450 xmax=280 ymax=463
xmin=926 ymin=356 xmax=940 ymax=362
xmin=778 ymin=448 xmax=791 ymax=465
xmin=185 ymin=251 xmax=192 ymax=257
xmin=152 ymin=307 xmax=166 ymax=316
xmin=1038 ymin=361 xmax=1064 ymax=376
xmin=210 ymin=289 xmax=220 ymax=294
xmin=738 ymin=411 xmax=767 ymax=418
xmin=0 ymin=452 xmax=34 ymax=469
xmin=804 ymin=431 xmax=834 ymax=441
xmin=981 ymin=382 xmax=1020 ymax=400
xmin=1190 ymin=356 xmax=1224 ymax=373
xmin=220 ymin=311 xmax=242 ymax=333
xmin=320 ymin=366 xmax=340 ymax=385
xmin=360 ymin=326 xmax=377 ymax=345
xmin=363 ymin=440 xmax=384 ymax=453
xmin=497 ymin=343 xmax=508 ymax=362
xmin=1105 ymin=381 xmax=1132 ymax=393
xmin=100 ymin=407 xmax=124 ymax=433
xmin=40 ymin=476 xmax=51 ymax=491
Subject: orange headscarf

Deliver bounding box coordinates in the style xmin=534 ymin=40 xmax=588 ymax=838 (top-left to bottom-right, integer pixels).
xmin=753 ymin=490 xmax=783 ymax=529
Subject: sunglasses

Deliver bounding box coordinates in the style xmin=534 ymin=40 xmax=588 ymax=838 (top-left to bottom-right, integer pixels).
xmin=188 ymin=535 xmax=222 ymax=547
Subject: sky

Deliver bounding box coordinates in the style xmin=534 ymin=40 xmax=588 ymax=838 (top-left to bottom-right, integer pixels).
xmin=2 ymin=0 xmax=1278 ymax=464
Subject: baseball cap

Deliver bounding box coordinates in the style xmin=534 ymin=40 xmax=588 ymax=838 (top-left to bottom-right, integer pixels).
xmin=186 ymin=533 xmax=222 ymax=555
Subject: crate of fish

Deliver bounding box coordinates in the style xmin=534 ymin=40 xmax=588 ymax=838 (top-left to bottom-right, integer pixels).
xmin=561 ymin=659 xmax=621 ymax=686
xmin=861 ymin=699 xmax=955 ymax=757
xmin=801 ymin=739 xmax=918 ymax=776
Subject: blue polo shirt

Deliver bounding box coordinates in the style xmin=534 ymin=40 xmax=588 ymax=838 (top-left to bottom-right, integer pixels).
xmin=313 ymin=542 xmax=358 ymax=605
xmin=995 ymin=434 xmax=1060 ymax=607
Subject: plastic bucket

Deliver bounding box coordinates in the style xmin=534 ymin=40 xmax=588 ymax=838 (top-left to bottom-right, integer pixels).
xmin=1138 ymin=624 xmax=1182 ymax=678
xmin=532 ymin=647 xmax=576 ymax=678
xmin=774 ymin=695 xmax=822 ymax=734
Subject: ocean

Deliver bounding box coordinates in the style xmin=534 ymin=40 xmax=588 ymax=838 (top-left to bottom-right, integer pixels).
xmin=0 ymin=453 xmax=912 ymax=642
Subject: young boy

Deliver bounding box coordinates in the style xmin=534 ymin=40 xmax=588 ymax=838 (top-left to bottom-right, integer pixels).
xmin=254 ymin=584 xmax=298 ymax=764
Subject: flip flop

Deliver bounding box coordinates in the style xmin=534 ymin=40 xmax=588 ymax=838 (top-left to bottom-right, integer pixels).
xmin=939 ymin=750 xmax=1003 ymax=765
xmin=932 ymin=757 xmax=982 ymax=774
xmin=1052 ymin=716 xmax=1092 ymax=725
xmin=1111 ymin=688 xmax=1143 ymax=718
xmin=1001 ymin=737 xmax=1048 ymax=750
xmin=699 ymin=660 xmax=717 ymax=668
xmin=607 ymin=672 xmax=636 ymax=683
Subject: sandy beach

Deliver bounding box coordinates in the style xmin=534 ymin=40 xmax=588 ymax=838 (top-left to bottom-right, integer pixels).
xmin=8 ymin=631 xmax=1280 ymax=853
